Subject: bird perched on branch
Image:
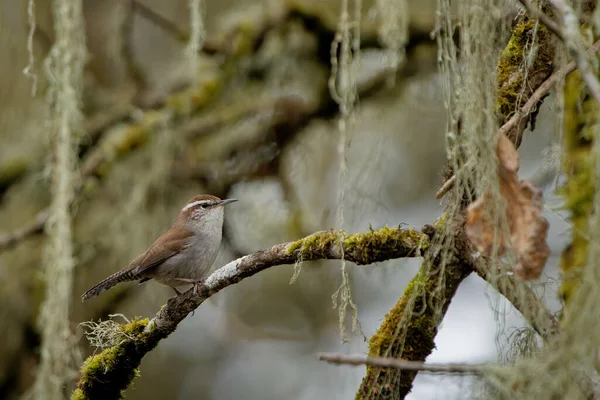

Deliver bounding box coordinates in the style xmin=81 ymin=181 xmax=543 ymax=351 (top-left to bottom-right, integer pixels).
xmin=81 ymin=194 xmax=237 ymax=301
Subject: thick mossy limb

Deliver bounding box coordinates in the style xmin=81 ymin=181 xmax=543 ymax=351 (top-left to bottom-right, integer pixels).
xmin=72 ymin=318 xmax=152 ymax=400
xmin=286 ymin=226 xmax=429 ymax=264
xmin=356 ymin=216 xmax=472 ymax=399
xmin=559 ymin=69 xmax=598 ymax=305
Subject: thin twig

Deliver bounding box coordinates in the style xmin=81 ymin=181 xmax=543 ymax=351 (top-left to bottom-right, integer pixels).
xmin=131 ymin=0 xmax=189 ymax=42
xmin=73 ymin=227 xmax=427 ymax=398
xmin=0 ymin=210 xmax=49 ymax=249
xmin=318 ymin=353 xmax=487 ymax=375
xmin=435 ymin=175 xmax=456 ymax=199
xmin=0 ymin=146 xmax=109 ymax=252
xmin=436 ymin=39 xmax=600 ymax=199
xmin=130 ymin=0 xmax=220 ymax=54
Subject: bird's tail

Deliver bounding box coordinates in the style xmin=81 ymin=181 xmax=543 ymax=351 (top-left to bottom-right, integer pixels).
xmin=81 ymin=268 xmax=138 ymax=301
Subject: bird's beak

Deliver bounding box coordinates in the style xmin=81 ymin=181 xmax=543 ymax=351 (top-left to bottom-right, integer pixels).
xmin=219 ymin=198 xmax=238 ymax=206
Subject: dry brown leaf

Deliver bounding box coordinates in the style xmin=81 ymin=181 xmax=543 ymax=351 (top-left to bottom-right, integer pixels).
xmin=466 ymin=133 xmax=550 ymax=280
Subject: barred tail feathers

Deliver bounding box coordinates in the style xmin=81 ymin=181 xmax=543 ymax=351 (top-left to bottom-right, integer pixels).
xmin=81 ymin=268 xmax=139 ymax=301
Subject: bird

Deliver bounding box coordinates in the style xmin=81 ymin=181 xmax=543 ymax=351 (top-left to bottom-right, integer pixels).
xmin=81 ymin=194 xmax=237 ymax=301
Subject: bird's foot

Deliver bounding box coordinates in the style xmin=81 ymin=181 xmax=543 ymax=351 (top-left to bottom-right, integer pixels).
xmin=173 ymin=278 xmax=205 ymax=297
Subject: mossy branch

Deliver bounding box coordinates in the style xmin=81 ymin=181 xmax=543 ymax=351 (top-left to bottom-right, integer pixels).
xmin=356 ymin=216 xmax=472 ymax=399
xmin=356 ymin=261 xmax=471 ymax=399
xmin=472 ymin=258 xmax=560 ymax=341
xmin=72 ymin=226 xmax=428 ymax=400
xmin=354 ymin=213 xmax=559 ymax=399
xmin=495 ymin=8 xmax=556 ymax=147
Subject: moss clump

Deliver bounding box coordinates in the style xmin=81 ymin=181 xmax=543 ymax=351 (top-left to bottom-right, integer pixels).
xmin=286 ymin=226 xmax=428 ymax=265
xmin=366 ymin=278 xmax=425 ymax=357
xmin=120 ymin=317 xmax=149 ymax=336
xmin=343 ymin=226 xmax=429 ymax=264
xmin=496 ymin=14 xmax=554 ymax=125
xmin=71 ymin=388 xmax=86 ymax=400
xmin=286 ymin=230 xmax=338 ymax=256
xmin=72 ymin=317 xmax=150 ymax=400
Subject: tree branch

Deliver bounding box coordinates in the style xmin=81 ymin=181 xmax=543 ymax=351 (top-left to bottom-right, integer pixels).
xmin=0 ymin=210 xmax=48 ymax=249
xmin=72 ymin=227 xmax=428 ymax=399
xmin=471 ymin=258 xmax=560 ymax=341
xmin=319 ymin=353 xmax=486 ymax=375
xmin=356 ymin=215 xmax=473 ymax=399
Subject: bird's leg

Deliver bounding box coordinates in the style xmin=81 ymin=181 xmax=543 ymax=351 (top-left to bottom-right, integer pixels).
xmin=173 ymin=278 xmax=205 ymax=297
xmin=170 ymin=286 xmax=182 ymax=296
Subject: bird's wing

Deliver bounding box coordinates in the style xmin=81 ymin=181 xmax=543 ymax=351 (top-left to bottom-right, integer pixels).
xmin=129 ymin=227 xmax=194 ymax=276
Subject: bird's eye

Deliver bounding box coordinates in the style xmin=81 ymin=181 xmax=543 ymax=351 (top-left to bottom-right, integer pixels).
xmin=200 ymin=203 xmax=209 ymax=208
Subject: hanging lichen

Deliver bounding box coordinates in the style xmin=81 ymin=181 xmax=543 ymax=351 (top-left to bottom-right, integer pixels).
xmin=33 ymin=0 xmax=86 ymax=399
xmin=375 ymin=0 xmax=409 ymax=81
xmin=329 ymin=0 xmax=364 ymax=342
xmin=23 ymin=0 xmax=38 ymax=96
xmin=186 ymin=0 xmax=205 ymax=87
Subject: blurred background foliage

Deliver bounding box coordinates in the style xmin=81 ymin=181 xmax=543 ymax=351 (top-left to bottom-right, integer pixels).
xmin=0 ymin=0 xmax=566 ymax=399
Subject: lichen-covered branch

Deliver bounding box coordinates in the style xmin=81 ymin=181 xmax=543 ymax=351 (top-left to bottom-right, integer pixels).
xmin=353 ymin=219 xmax=560 ymax=399
xmin=356 ymin=215 xmax=472 ymax=400
xmin=71 ymin=226 xmax=427 ymax=400
xmin=471 ymin=259 xmax=560 ymax=341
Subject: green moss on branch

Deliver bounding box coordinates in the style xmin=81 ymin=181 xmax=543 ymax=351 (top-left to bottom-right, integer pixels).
xmin=356 ymin=216 xmax=472 ymax=399
xmin=72 ymin=318 xmax=152 ymax=400
xmin=495 ymin=11 xmax=555 ymax=145
xmin=286 ymin=226 xmax=428 ymax=264
xmin=73 ymin=226 xmax=427 ymax=399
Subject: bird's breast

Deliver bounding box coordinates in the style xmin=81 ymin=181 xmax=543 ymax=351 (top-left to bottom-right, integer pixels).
xmin=153 ymin=230 xmax=222 ymax=286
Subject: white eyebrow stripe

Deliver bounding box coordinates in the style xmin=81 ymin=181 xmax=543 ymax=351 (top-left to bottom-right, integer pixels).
xmin=182 ymin=200 xmax=210 ymax=211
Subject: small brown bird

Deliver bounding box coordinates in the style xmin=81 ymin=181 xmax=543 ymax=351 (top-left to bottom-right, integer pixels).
xmin=81 ymin=194 xmax=237 ymax=301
